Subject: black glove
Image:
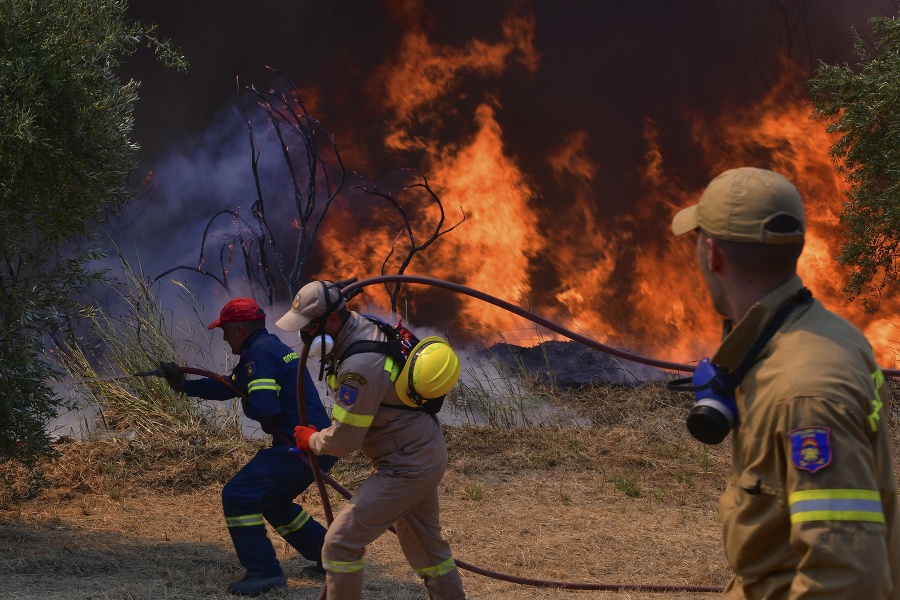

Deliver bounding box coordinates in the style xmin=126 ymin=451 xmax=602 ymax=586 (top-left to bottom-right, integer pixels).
xmin=159 ymin=361 xmax=185 ymax=392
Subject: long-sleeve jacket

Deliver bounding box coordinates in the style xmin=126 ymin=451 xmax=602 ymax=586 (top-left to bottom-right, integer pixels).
xmin=715 ymin=276 xmax=900 ymax=599
xmin=307 ymin=312 xmax=445 ymax=471
xmin=183 ymin=328 xmax=331 ymax=446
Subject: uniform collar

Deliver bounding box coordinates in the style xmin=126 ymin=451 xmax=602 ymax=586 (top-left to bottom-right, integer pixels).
xmin=240 ymin=327 xmax=268 ymax=354
xmin=711 ymin=275 xmax=806 ymax=372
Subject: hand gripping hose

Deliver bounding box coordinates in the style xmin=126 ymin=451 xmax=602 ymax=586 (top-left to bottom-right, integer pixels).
xmin=294 ymin=343 xmax=334 ymax=526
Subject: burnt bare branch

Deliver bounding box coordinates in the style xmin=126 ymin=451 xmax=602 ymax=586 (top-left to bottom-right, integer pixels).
xmin=152 ymin=266 xmax=226 ymax=289
xmin=240 ymin=68 xmax=346 ymax=297
xmin=746 ymin=0 xmax=823 ymax=92
xmin=355 ymin=168 xmax=466 ymax=313
xmin=150 ymin=208 xmax=271 ymax=301
xmin=153 ymin=66 xmax=461 ymax=317
xmin=155 ymin=69 xmax=346 ymax=303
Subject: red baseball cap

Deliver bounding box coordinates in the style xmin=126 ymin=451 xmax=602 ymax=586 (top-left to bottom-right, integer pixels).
xmin=207 ymin=297 xmax=267 ymax=330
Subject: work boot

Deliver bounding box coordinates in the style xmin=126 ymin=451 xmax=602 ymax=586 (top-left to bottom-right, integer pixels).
xmin=226 ymin=572 xmax=287 ymax=596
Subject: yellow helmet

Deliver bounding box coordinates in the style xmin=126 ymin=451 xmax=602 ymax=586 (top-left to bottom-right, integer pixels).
xmin=394 ymin=336 xmax=461 ymax=408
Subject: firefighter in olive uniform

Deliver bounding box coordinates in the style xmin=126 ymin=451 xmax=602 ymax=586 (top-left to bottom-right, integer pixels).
xmin=161 ymin=297 xmax=336 ymax=596
xmin=276 ymin=281 xmax=466 ymax=600
xmin=671 ymin=167 xmax=900 ymax=599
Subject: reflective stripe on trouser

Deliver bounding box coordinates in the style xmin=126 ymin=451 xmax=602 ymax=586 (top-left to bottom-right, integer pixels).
xmin=222 ymin=445 xmax=336 ymax=575
xmin=323 ymin=458 xmax=465 ymax=599
xmin=396 ymin=491 xmax=465 ymax=600
xmin=275 ymin=508 xmax=328 ymax=563
xmin=226 ymin=517 xmax=281 ymax=578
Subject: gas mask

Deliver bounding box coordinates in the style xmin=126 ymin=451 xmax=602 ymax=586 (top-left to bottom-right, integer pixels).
xmin=298 ymin=316 xmax=332 ymax=379
xmin=668 ymin=359 xmax=737 ymax=445
xmin=307 ymin=333 xmax=334 ymax=358
xmin=669 ymin=288 xmax=813 ymax=445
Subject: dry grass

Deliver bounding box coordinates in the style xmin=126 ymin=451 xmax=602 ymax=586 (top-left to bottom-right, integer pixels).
xmin=1 ymin=379 xmax=897 ymax=599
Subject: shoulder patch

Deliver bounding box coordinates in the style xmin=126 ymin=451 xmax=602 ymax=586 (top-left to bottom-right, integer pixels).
xmin=788 ymin=426 xmax=832 ymax=474
xmin=245 ymin=361 xmax=256 ymax=377
xmin=340 ymin=372 xmax=367 ymax=386
xmin=338 ymin=384 xmax=359 ymax=406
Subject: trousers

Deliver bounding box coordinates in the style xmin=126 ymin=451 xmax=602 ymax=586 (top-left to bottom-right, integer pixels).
xmin=322 ymin=460 xmax=465 ymax=599
xmin=222 ymin=445 xmax=336 ymax=576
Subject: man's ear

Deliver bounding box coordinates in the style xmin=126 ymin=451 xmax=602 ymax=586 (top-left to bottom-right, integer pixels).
xmin=706 ymin=236 xmax=724 ymax=272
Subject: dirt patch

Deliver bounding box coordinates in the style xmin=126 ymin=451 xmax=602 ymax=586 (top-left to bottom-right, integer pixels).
xmin=2 ymin=380 xmax=896 ymax=599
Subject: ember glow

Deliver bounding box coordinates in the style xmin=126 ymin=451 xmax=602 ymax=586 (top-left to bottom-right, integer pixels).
xmin=312 ymin=30 xmax=900 ymax=368
xmin=125 ymin=1 xmax=900 ymax=369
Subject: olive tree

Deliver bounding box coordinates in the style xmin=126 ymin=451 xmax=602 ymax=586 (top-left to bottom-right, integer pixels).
xmin=0 ymin=0 xmax=183 ymax=498
xmin=809 ymin=12 xmax=900 ymax=310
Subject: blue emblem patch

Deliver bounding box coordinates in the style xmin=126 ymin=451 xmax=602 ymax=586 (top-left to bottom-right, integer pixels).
xmin=789 ymin=426 xmax=832 ymax=474
xmin=245 ymin=361 xmax=256 ymax=377
xmin=339 ymin=384 xmax=358 ymax=406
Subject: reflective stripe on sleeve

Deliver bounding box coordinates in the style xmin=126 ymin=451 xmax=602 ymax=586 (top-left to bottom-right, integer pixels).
xmin=323 ymin=557 xmax=365 ymax=573
xmin=225 ymin=513 xmax=265 ymax=528
xmin=869 ymin=365 xmax=886 ymax=432
xmin=247 ymin=378 xmax=279 ymax=393
xmin=415 ymin=556 xmax=457 ymax=578
xmin=788 ymin=489 xmax=886 ymax=524
xmin=331 ymin=403 xmax=375 ymax=428
xmin=275 ymin=510 xmax=311 ymax=536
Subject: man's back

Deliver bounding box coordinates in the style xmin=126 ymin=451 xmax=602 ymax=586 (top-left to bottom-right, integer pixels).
xmin=722 ymin=291 xmax=899 ymax=599
xmin=311 ymin=313 xmax=445 ymax=470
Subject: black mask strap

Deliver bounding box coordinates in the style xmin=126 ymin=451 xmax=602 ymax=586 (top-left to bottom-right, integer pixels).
xmin=726 ymin=287 xmax=812 ymax=392
xmin=312 ymin=280 xmax=352 ymax=381
xmin=667 ymin=288 xmax=812 ymax=395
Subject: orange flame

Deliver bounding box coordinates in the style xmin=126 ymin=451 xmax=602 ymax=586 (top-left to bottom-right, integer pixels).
xmin=312 ymin=12 xmax=899 ymax=369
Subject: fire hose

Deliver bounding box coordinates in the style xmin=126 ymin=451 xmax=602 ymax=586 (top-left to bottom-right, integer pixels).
xmin=157 ymin=274 xmax=900 ymax=595
xmin=339 ymin=275 xmax=900 ymax=378
xmin=294 ymin=344 xmax=332 ymax=600
xmin=296 ymin=275 xmax=727 ymax=594
xmin=157 ymin=355 xmax=722 ymax=592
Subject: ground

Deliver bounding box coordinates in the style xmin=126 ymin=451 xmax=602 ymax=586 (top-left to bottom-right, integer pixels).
xmin=2 ymin=381 xmax=896 ymax=599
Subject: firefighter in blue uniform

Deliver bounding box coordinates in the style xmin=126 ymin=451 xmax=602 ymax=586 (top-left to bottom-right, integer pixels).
xmin=161 ymin=297 xmax=335 ymax=596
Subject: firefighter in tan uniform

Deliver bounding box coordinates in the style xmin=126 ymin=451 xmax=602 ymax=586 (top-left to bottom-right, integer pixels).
xmin=276 ymin=281 xmax=466 ymax=600
xmin=671 ymin=167 xmax=900 ymax=599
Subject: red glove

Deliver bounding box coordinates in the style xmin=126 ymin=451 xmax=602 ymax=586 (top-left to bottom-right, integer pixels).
xmin=294 ymin=425 xmax=318 ymax=451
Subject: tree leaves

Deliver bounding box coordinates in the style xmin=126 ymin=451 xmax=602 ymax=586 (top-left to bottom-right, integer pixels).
xmin=810 ymin=13 xmax=900 ymax=311
xmin=0 ymin=0 xmax=184 ymax=494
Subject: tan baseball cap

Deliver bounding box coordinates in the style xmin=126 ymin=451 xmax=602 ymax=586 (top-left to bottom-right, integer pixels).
xmin=671 ymin=167 xmax=805 ymax=244
xmin=275 ymin=281 xmax=346 ymax=332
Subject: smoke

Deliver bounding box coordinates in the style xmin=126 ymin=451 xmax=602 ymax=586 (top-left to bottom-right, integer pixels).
xmin=118 ymin=0 xmax=900 ymax=366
